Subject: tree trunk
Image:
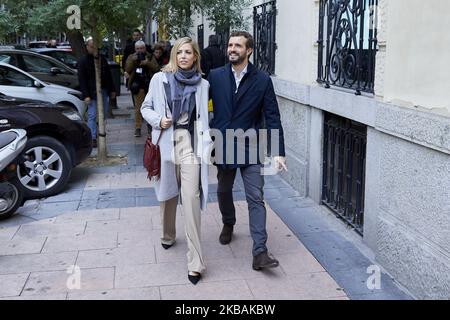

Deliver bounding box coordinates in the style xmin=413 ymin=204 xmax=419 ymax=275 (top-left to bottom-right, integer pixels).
xmin=67 ymin=30 xmax=87 ymax=60
xmin=92 ymin=31 xmax=108 ymax=164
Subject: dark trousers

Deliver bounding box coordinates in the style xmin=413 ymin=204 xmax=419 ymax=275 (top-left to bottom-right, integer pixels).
xmin=217 ymin=164 xmax=267 ymax=256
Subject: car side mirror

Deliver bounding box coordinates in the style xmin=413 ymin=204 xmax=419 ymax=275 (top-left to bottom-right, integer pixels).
xmin=50 ymin=67 xmax=62 ymax=75
xmin=34 ymin=80 xmax=44 ymax=88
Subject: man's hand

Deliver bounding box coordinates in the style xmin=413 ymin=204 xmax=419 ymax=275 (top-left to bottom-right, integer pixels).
xmin=84 ymin=97 xmax=91 ymax=104
xmin=124 ymin=72 xmax=130 ymax=79
xmin=110 ymin=92 xmax=116 ymax=99
xmin=160 ymin=116 xmax=172 ymax=129
xmin=273 ymin=156 xmax=288 ymax=172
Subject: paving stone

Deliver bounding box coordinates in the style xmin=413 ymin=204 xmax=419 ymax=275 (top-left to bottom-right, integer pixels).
xmin=55 ymin=208 xmax=120 ymax=223
xmin=14 ymin=221 xmax=86 ymax=238
xmin=115 ymin=262 xmax=190 ymax=288
xmin=0 ymin=293 xmax=67 ymax=300
xmin=42 ymin=233 xmax=117 ymax=253
xmin=276 ymin=252 xmax=325 ymax=275
xmin=0 ymin=237 xmax=47 ymax=256
xmin=0 ymin=252 xmax=77 ymax=275
xmin=202 ymin=257 xmax=286 ymax=283
xmin=160 ymin=280 xmax=254 ymax=300
xmin=246 ymin=272 xmax=345 ymax=300
xmin=0 ymin=273 xmax=29 ymax=298
xmin=40 ymin=190 xmax=84 ymax=204
xmin=96 ymin=197 xmax=136 ymax=209
xmin=22 ymin=267 xmax=115 ymax=295
xmin=117 ymin=229 xmax=161 ymax=248
xmin=84 ymin=217 xmax=151 ymax=235
xmin=119 ymin=206 xmax=157 ymax=220
xmin=37 ymin=201 xmax=81 ymax=215
xmin=136 ymin=197 xmax=160 ymax=207
xmin=0 ymin=226 xmax=19 ymax=241
xmin=76 ymin=245 xmax=155 ymax=268
xmin=67 ymin=287 xmax=160 ymax=300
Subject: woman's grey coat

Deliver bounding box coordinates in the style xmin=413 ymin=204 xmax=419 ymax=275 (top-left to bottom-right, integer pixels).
xmin=141 ymin=71 xmax=213 ymax=210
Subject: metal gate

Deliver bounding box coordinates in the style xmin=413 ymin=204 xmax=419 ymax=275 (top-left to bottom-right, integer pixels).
xmin=322 ymin=112 xmax=367 ymax=234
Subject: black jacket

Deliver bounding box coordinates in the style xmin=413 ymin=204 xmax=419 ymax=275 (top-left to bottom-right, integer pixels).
xmin=201 ymin=45 xmax=226 ymax=78
xmin=77 ymin=54 xmax=115 ymax=100
xmin=208 ymin=63 xmax=285 ymax=168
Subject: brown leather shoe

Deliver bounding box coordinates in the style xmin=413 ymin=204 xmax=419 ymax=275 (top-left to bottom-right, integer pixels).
xmin=219 ymin=224 xmax=234 ymax=245
xmin=252 ymin=251 xmax=279 ymax=271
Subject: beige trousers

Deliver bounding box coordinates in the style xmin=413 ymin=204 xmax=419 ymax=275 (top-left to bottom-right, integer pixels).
xmin=160 ymin=129 xmax=205 ymax=273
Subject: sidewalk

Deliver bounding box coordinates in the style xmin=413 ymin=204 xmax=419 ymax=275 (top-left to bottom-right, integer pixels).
xmin=0 ymin=88 xmax=408 ymax=300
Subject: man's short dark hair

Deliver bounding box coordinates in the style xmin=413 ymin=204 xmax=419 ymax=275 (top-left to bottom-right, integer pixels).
xmin=133 ymin=29 xmax=142 ymax=34
xmin=229 ymin=31 xmax=254 ymax=50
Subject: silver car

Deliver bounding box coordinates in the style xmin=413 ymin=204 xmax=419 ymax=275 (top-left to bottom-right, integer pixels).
xmin=0 ymin=62 xmax=85 ymax=115
xmin=0 ymin=49 xmax=79 ymax=89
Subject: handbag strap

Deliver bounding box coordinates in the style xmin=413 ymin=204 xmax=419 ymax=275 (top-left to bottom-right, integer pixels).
xmin=155 ymin=129 xmax=163 ymax=145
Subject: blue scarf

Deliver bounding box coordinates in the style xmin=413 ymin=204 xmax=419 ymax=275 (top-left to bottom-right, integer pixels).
xmin=166 ymin=68 xmax=202 ymax=123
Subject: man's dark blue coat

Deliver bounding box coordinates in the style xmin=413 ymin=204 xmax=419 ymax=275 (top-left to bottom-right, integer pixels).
xmin=208 ymin=63 xmax=285 ymax=169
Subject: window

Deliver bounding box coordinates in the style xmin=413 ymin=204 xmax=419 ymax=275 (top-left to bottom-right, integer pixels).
xmin=50 ymin=52 xmax=78 ymax=68
xmin=322 ymin=112 xmax=367 ymax=235
xmin=22 ymin=55 xmax=70 ymax=74
xmin=0 ymin=54 xmax=18 ymax=66
xmin=317 ymin=0 xmax=378 ymax=94
xmin=0 ymin=66 xmax=34 ymax=87
xmin=253 ymin=0 xmax=277 ymax=75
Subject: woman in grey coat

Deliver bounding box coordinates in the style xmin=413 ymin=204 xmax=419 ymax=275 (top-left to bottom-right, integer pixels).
xmin=141 ymin=37 xmax=213 ymax=285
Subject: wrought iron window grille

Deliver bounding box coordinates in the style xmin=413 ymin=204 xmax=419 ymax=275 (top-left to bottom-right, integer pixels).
xmin=253 ymin=0 xmax=277 ymax=75
xmin=317 ymin=0 xmax=378 ymax=95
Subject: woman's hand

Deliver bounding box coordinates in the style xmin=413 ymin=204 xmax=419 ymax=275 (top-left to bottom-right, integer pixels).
xmin=160 ymin=116 xmax=172 ymax=129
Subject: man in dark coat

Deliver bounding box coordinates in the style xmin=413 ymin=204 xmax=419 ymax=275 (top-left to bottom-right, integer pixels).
xmin=201 ymin=35 xmax=226 ymax=78
xmin=78 ymin=39 xmax=116 ymax=148
xmin=208 ymin=31 xmax=288 ymax=271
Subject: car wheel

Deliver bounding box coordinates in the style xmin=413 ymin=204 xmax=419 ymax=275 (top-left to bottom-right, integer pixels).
xmin=16 ymin=136 xmax=72 ymax=199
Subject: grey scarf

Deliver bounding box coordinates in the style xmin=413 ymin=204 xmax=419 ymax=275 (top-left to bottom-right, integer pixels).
xmin=166 ymin=68 xmax=202 ymax=123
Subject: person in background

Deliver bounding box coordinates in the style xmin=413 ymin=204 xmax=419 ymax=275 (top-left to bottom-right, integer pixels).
xmin=125 ymin=40 xmax=160 ymax=137
xmin=201 ymin=35 xmax=226 ymax=79
xmin=78 ymin=39 xmax=116 ymax=148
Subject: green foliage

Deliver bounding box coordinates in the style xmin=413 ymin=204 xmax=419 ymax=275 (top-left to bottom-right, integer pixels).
xmin=152 ymin=0 xmax=251 ymax=39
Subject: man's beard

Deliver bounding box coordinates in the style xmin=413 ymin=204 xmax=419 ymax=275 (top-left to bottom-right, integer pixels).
xmin=229 ymin=52 xmax=246 ymax=65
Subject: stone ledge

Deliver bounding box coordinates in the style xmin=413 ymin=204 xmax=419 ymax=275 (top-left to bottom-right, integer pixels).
xmin=272 ymin=77 xmax=450 ymax=154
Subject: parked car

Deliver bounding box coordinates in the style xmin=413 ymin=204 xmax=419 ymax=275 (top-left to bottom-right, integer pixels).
xmin=0 ymin=62 xmax=86 ymax=116
xmin=30 ymin=48 xmax=78 ymax=70
xmin=0 ymin=49 xmax=79 ymax=89
xmin=0 ymin=92 xmax=92 ymax=199
xmin=28 ymin=41 xmax=48 ymax=49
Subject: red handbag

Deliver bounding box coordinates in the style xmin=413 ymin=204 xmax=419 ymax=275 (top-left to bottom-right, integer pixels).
xmin=143 ymin=130 xmax=163 ymax=180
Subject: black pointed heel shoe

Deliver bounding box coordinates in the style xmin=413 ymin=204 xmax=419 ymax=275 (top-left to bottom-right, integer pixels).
xmin=188 ymin=272 xmax=202 ymax=285
xmin=161 ymin=243 xmax=173 ymax=250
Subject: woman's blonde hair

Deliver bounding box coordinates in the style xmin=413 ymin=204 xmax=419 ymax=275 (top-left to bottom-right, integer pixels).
xmin=162 ymin=37 xmax=202 ymax=73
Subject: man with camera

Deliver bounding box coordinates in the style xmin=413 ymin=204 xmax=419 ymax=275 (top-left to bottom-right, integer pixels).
xmin=125 ymin=40 xmax=160 ymax=137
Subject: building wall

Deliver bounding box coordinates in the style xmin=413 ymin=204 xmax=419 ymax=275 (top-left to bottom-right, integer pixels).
xmin=381 ymin=0 xmax=450 ymax=115
xmin=274 ymin=0 xmax=450 ymax=299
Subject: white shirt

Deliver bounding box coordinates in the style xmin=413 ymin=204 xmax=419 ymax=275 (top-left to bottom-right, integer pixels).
xmin=232 ymin=64 xmax=248 ymax=93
